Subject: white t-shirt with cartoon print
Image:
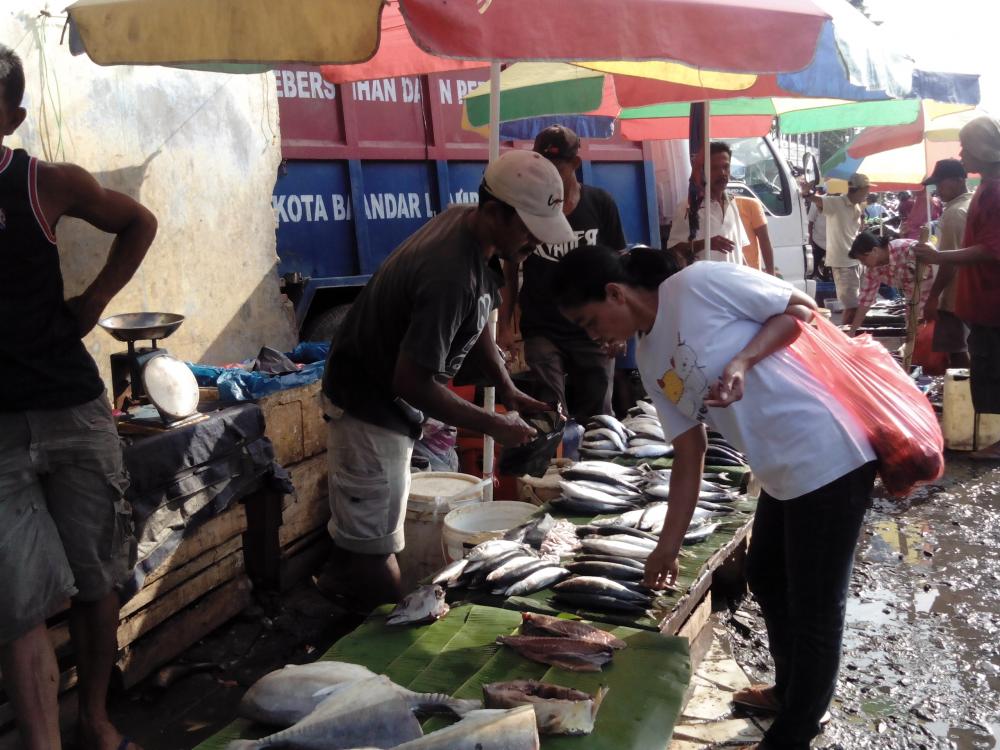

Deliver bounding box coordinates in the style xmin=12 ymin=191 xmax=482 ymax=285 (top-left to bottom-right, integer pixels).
xmin=636 ymin=262 xmax=875 ymax=500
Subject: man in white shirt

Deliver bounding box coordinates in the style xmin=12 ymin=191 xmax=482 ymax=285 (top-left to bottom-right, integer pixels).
xmin=668 ymin=141 xmax=748 ymax=265
xmin=809 ymin=173 xmax=869 ymax=325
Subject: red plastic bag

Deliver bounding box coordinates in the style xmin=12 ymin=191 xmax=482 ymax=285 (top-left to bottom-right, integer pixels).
xmin=788 ymin=315 xmax=944 ymax=497
xmin=912 ymin=321 xmax=949 ymax=376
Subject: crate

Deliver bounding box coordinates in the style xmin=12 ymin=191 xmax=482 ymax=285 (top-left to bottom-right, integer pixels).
xmin=257 ymin=381 xmax=326 ymax=467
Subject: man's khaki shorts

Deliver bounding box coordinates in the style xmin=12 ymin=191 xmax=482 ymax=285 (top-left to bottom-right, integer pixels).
xmin=0 ymin=395 xmax=134 ymax=645
xmin=325 ymin=402 xmax=414 ymax=556
xmin=831 ymin=265 xmax=863 ymax=309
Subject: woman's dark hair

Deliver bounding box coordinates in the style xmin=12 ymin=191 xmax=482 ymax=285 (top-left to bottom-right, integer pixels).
xmin=552 ymin=244 xmax=682 ymax=309
xmin=688 ymin=141 xmax=733 ymax=240
xmin=849 ymin=231 xmax=889 ymax=260
xmin=0 ymin=45 xmax=25 ymax=110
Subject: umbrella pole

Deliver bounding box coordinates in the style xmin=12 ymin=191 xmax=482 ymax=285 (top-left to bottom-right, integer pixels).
xmin=703 ymin=101 xmax=711 ymax=259
xmin=904 ymin=225 xmax=931 ymax=370
xmin=482 ymin=60 xmax=502 ymax=502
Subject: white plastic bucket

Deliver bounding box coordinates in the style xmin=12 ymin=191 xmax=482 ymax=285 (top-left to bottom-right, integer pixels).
xmin=397 ymin=472 xmax=488 ymax=591
xmin=942 ymin=368 xmax=1000 ymax=451
xmin=441 ymin=501 xmax=537 ymax=563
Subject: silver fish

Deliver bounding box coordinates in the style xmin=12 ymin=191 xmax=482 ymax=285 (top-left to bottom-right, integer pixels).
xmin=581 ymin=539 xmax=652 ymax=560
xmin=432 ymin=558 xmax=469 ymax=587
xmin=554 ymin=576 xmax=652 ymax=604
xmin=227 ymin=676 xmax=423 ymax=749
xmin=550 ymin=497 xmax=639 ymax=515
xmin=628 ymin=401 xmax=658 ymax=418
xmin=629 ymin=437 xmax=668 ymax=447
xmin=589 ymin=414 xmax=630 ymax=442
xmin=559 ymin=481 xmax=634 ymax=506
xmin=684 ymin=522 xmax=720 ymax=544
xmin=238 ymin=662 xmax=378 ymax=726
xmin=483 ymin=681 xmax=609 ymax=736
xmin=393 ymin=706 xmax=540 ymax=749
xmin=386 ymin=585 xmax=449 ymax=626
xmin=583 ymin=427 xmax=626 ymax=452
xmin=590 ymin=507 xmax=647 ymax=528
xmin=504 ymin=566 xmax=570 ymax=596
xmin=625 ymin=444 xmax=672 ymax=459
xmin=587 ymin=534 xmax=657 ymax=550
xmin=580 ymin=439 xmax=620 ymax=452
xmin=579 ymin=448 xmax=621 ymax=459
xmin=467 ymin=540 xmax=531 ymax=562
xmin=486 ymin=556 xmax=550 ymax=585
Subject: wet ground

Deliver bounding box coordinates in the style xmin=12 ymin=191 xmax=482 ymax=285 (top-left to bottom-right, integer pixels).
xmin=727 ymin=456 xmax=1000 ymax=749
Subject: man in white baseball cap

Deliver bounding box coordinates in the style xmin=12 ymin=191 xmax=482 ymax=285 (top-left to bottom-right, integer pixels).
xmin=317 ymin=149 xmax=571 ymax=610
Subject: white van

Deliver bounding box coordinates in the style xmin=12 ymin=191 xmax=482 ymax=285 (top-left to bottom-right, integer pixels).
xmin=650 ymin=135 xmax=816 ymax=296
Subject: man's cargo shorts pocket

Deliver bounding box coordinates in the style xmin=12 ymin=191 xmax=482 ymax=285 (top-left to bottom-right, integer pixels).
xmin=330 ymin=470 xmax=392 ymax=540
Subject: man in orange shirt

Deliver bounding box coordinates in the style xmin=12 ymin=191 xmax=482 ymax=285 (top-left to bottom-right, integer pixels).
xmin=735 ymin=195 xmax=775 ymax=274
xmin=916 ymin=116 xmax=1000 ymax=460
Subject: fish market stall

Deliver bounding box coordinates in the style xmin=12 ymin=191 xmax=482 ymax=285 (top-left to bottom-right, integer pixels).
xmin=196 ymin=604 xmax=691 ymax=750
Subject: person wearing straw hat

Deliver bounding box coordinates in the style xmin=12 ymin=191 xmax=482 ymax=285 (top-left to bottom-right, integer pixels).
xmin=921 ymin=158 xmax=974 ymax=368
xmin=916 ymin=115 xmax=1000 ymax=460
xmin=318 ymin=149 xmax=571 ymax=609
xmin=809 ymin=174 xmax=869 ymax=327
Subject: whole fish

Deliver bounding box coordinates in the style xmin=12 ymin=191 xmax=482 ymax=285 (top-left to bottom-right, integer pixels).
xmin=581 ymin=538 xmax=652 ymax=560
xmin=227 ymin=676 xmax=423 ymax=749
xmin=684 ymin=522 xmax=720 ymax=544
xmin=488 ymin=560 xmax=554 ymax=591
xmin=566 ymin=560 xmax=644 ymax=582
xmin=432 ymin=558 xmax=468 ymax=587
xmin=504 ymin=566 xmax=570 ymax=596
xmin=579 ymin=448 xmax=621 ymax=459
xmin=629 ymin=437 xmax=668 ymax=447
xmin=503 ymin=514 xmax=554 ymax=547
xmin=519 ymin=612 xmax=627 ymax=650
xmin=575 ymin=524 xmax=659 ymax=543
xmin=559 ymin=481 xmax=635 ymax=507
xmin=588 ymin=534 xmax=657 ymax=550
xmin=583 ymin=428 xmax=626 ymax=452
xmin=590 ymin=508 xmax=646 ymax=528
xmin=697 ymin=500 xmax=737 ymax=513
xmin=238 ymin=662 xmax=378 ymax=726
xmin=562 ymin=464 xmax=642 ymax=490
xmin=550 ymin=497 xmax=639 ymax=516
xmin=465 ymin=547 xmax=537 ymax=577
xmin=497 ymin=635 xmax=614 ymax=672
xmin=570 ymin=554 xmax=645 ymax=570
xmin=393 ymin=706 xmax=540 ymax=750
xmin=386 ymin=585 xmax=449 ymax=626
xmin=483 ymin=681 xmax=609 ymax=736
xmin=637 ymin=504 xmax=669 ymax=531
xmin=467 ymin=540 xmax=532 ymax=563
xmin=486 ymin=555 xmax=548 ymax=584
xmin=628 ymin=401 xmax=658 ymax=418
xmin=624 ymin=421 xmax=665 ymax=441
xmin=580 ymin=439 xmax=620 ymax=452
xmin=569 ymin=479 xmax=641 ymax=498
xmin=626 ymin=444 xmax=672 ymax=459
xmin=552 ymin=592 xmax=650 ymax=615
xmin=589 ymin=414 xmax=630 ymax=443
xmin=554 ymin=576 xmax=652 ymax=604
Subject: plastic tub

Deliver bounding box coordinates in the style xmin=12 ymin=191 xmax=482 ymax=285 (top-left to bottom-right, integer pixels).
xmin=441 ymin=501 xmax=537 ymax=562
xmin=397 ymin=472 xmax=487 ymax=590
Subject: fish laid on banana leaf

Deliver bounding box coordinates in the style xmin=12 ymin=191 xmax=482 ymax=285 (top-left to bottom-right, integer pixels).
xmin=552 ymin=592 xmax=650 ymax=615
xmin=237 ymin=663 xmax=481 ymax=727
xmin=393 ymin=706 xmax=540 ymax=750
xmin=497 ymin=635 xmax=615 ymax=672
xmin=483 ymin=680 xmax=609 ymax=736
xmin=386 ymin=585 xmax=449 ymax=626
xmin=553 ymin=576 xmax=652 ymax=606
xmin=518 ymin=611 xmax=627 ymax=650
xmin=227 ymin=676 xmax=422 ymax=749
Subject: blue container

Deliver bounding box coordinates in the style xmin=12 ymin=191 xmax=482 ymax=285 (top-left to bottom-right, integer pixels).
xmin=815 ymin=280 xmax=836 ymax=307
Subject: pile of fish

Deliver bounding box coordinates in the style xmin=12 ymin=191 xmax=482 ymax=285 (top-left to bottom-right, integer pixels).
xmin=497 ymin=612 xmax=626 ymax=672
xmin=580 ymin=404 xmax=673 ymax=460
xmin=432 ymin=539 xmax=570 ymax=597
xmin=579 ymin=405 xmax=751 ymax=470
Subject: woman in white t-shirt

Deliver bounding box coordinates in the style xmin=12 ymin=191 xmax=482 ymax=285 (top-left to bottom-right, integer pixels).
xmin=552 ymin=245 xmax=877 ymax=750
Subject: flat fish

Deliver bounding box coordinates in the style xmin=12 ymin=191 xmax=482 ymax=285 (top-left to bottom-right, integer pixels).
xmin=504 ymin=566 xmax=570 ymax=597
xmin=393 ymin=706 xmax=540 ymax=750
xmin=497 ymin=636 xmax=615 ymax=672
xmin=386 ymin=585 xmax=449 ymax=626
xmin=519 ymin=611 xmax=627 ymax=650
xmin=238 ymin=662 xmax=378 ymax=726
xmin=483 ymin=681 xmax=609 ymax=736
xmin=227 ymin=676 xmax=423 ymax=749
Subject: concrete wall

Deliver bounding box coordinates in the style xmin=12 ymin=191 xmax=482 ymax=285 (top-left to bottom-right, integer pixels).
xmin=3 ymin=5 xmax=296 ymax=391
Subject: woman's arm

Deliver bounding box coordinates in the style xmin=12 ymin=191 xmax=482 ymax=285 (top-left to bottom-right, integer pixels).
xmin=704 ymin=298 xmax=814 ymax=407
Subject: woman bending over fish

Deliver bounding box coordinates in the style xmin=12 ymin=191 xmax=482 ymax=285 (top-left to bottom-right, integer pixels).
xmin=553 ymin=246 xmax=876 ymax=750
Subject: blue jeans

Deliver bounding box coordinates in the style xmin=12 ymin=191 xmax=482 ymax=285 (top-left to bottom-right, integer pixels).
xmin=747 ymin=461 xmax=877 ymax=749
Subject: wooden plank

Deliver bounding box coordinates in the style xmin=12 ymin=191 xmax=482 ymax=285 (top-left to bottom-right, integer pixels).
xmin=278 ymin=496 xmax=330 ymax=548
xmin=117 ymin=550 xmax=245 ymax=648
xmin=120 ymin=536 xmax=243 ymax=619
xmin=677 ymin=590 xmax=713 ymax=644
xmin=144 ymin=505 xmax=248 ymax=587
xmin=262 ymin=400 xmax=305 ymax=466
xmin=257 ymin=381 xmax=326 ymax=466
xmin=115 ymin=575 xmax=253 ymax=690
xmin=282 ymin=453 xmax=328 ymax=510
xmin=282 ymin=527 xmax=327 ymax=560
xmin=279 ymin=533 xmax=332 ymax=591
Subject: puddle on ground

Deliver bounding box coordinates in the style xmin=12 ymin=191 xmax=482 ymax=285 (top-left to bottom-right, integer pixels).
xmin=727 ymin=460 xmax=1000 ymax=750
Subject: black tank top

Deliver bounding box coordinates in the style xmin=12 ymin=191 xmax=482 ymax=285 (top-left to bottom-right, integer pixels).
xmin=0 ymin=147 xmax=104 ymax=410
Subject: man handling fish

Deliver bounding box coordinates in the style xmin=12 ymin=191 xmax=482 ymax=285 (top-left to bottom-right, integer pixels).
xmin=552 ymin=246 xmax=877 ymax=750
xmin=318 ymin=150 xmax=573 ymax=611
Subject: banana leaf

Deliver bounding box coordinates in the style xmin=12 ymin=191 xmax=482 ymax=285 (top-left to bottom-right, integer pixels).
xmin=195 ymin=604 xmax=690 ymax=750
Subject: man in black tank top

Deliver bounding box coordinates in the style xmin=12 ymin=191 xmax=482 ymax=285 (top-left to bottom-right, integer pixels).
xmin=0 ymin=47 xmax=156 ymax=750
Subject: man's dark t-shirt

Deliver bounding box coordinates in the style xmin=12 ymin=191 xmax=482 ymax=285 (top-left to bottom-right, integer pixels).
xmin=519 ymin=184 xmax=625 ymax=344
xmin=323 ymin=206 xmax=501 ymax=438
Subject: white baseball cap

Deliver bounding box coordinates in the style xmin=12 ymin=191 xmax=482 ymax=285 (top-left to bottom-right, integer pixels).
xmin=482 ymin=150 xmax=575 ymax=245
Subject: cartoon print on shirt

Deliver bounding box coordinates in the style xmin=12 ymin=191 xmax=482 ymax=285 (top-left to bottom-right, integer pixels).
xmin=656 ymin=336 xmax=709 ymax=421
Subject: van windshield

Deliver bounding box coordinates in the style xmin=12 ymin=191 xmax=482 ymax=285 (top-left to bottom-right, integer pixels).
xmin=724 ymin=138 xmax=792 ymax=217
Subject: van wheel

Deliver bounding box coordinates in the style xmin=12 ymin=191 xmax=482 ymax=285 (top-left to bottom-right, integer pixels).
xmin=302 ymin=303 xmax=352 ymax=343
